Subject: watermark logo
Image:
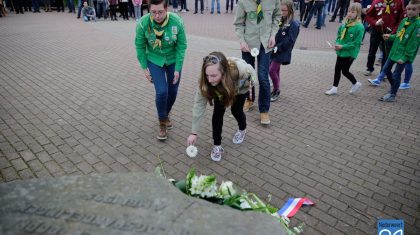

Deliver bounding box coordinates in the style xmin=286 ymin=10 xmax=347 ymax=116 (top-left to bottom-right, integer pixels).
xmin=378 ymin=219 xmax=404 ymax=235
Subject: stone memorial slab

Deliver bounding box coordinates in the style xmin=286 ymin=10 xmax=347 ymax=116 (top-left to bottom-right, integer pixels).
xmin=0 ymin=172 xmax=287 ymax=235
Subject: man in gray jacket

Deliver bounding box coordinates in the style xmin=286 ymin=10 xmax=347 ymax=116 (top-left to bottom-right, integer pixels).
xmin=233 ymin=0 xmax=280 ymax=125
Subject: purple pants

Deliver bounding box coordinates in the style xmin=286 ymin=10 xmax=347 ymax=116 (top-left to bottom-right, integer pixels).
xmin=269 ymin=61 xmax=281 ymax=91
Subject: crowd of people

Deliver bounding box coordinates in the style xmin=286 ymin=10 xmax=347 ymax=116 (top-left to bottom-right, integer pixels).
xmin=2 ymin=0 xmax=419 ymax=161
xmin=134 ymin=0 xmax=418 ymax=161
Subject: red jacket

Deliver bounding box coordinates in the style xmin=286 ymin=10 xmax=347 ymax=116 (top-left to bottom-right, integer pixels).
xmin=365 ymin=0 xmax=405 ymax=33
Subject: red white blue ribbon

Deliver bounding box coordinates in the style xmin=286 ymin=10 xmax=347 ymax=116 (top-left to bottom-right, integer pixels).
xmin=278 ymin=198 xmax=314 ymax=218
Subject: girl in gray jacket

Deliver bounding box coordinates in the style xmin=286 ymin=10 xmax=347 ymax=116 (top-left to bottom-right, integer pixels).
xmin=187 ymin=52 xmax=256 ymax=162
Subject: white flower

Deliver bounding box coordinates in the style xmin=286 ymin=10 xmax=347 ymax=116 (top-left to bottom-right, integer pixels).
xmin=190 ymin=175 xmax=217 ymax=198
xmin=250 ymin=48 xmax=259 ymax=57
xmin=273 ymin=46 xmax=278 ymax=53
xmin=218 ymin=181 xmax=236 ymax=199
xmin=186 ymin=145 xmax=198 ymax=158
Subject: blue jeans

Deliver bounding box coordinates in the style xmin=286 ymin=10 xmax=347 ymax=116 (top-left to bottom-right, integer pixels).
xmin=96 ymin=1 xmax=106 ymax=18
xmin=67 ymin=0 xmax=75 ymax=12
xmin=382 ymin=59 xmax=407 ymax=96
xmin=304 ymin=1 xmax=324 ymax=28
xmin=134 ymin=5 xmax=141 ymax=20
xmin=242 ymin=45 xmax=271 ymax=113
xmin=322 ymin=0 xmax=330 ymax=26
xmin=211 ymin=0 xmax=220 ymax=13
xmin=148 ymin=62 xmax=181 ymax=121
xmin=83 ymin=15 xmax=96 ymax=21
xmin=377 ymin=63 xmax=413 ymax=84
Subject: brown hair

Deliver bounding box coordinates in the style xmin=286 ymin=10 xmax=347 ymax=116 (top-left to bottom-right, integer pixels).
xmin=409 ymin=0 xmax=420 ymax=5
xmin=199 ymin=52 xmax=237 ymax=107
xmin=281 ymin=0 xmax=295 ymax=27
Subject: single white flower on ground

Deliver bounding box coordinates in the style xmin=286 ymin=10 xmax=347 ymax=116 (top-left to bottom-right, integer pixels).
xmin=250 ymin=48 xmax=259 ymax=57
xmin=186 ymin=145 xmax=198 ymax=158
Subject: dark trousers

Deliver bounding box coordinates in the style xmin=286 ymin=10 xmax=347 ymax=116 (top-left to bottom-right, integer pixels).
xmin=304 ymin=1 xmax=324 ymax=28
xmin=212 ymin=94 xmax=247 ymax=145
xmin=300 ymin=0 xmax=312 ymax=22
xmin=382 ymin=59 xmax=404 ymax=95
xmin=194 ymin=0 xmax=203 ymax=12
xmin=32 ymin=0 xmax=40 ymax=11
xmin=333 ymin=56 xmax=357 ymax=87
xmin=331 ymin=0 xmax=348 ymax=21
xmin=14 ymin=0 xmax=24 ymax=13
xmin=120 ymin=2 xmax=128 ymax=19
xmin=109 ymin=5 xmax=117 ymax=19
xmin=225 ymin=0 xmax=233 ymax=11
xmin=367 ymin=28 xmax=392 ymax=73
xmin=96 ymin=1 xmax=106 ymax=18
xmin=56 ymin=0 xmax=64 ymax=11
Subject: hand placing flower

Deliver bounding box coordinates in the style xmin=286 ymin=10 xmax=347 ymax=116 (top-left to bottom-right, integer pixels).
xmin=186 ymin=145 xmax=198 ymax=158
xmin=250 ymin=48 xmax=259 ymax=57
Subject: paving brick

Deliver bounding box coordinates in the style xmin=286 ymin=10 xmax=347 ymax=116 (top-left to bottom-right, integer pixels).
xmin=19 ymin=168 xmax=35 ymax=180
xmin=1 ymin=167 xmax=19 ymax=182
xmin=11 ymin=158 xmax=28 ymax=171
xmin=18 ymin=150 xmax=36 ymax=161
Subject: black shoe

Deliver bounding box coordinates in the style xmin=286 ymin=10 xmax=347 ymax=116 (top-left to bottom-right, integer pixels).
xmin=186 ymin=8 xmax=189 ymax=11
xmin=315 ymin=27 xmax=321 ymax=29
xmin=270 ymin=90 xmax=280 ymax=101
xmin=329 ymin=19 xmax=334 ymax=22
xmin=193 ymin=11 xmax=197 ymax=14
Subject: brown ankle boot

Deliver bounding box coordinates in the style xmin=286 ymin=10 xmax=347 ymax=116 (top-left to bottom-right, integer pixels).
xmin=157 ymin=120 xmax=167 ymax=140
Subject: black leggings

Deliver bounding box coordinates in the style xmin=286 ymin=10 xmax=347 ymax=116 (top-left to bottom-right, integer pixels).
xmin=333 ymin=56 xmax=357 ymax=87
xmin=226 ymin=0 xmax=234 ymax=11
xmin=212 ymin=94 xmax=247 ymax=145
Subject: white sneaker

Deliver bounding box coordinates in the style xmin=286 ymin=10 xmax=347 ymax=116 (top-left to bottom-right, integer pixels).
xmin=325 ymin=87 xmax=337 ymax=95
xmin=181 ymin=9 xmax=186 ymax=12
xmin=210 ymin=145 xmax=224 ymax=162
xmin=350 ymin=82 xmax=362 ymax=94
xmin=232 ymin=130 xmax=246 ymax=144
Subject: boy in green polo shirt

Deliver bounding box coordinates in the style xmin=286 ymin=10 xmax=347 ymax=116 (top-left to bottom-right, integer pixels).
xmin=379 ymin=0 xmax=420 ymax=102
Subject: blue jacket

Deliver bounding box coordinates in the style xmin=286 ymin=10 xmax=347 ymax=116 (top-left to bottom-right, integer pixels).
xmin=271 ymin=19 xmax=300 ymax=65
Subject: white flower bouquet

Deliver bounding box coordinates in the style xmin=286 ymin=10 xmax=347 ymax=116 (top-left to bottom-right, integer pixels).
xmin=167 ymin=168 xmax=304 ymax=235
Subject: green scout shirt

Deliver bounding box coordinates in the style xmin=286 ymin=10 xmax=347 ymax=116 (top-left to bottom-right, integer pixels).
xmin=191 ymin=57 xmax=256 ymax=134
xmin=233 ymin=0 xmax=281 ymax=51
xmin=388 ymin=17 xmax=420 ymax=63
xmin=335 ymin=21 xmax=365 ymax=59
xmin=135 ymin=13 xmax=187 ymax=72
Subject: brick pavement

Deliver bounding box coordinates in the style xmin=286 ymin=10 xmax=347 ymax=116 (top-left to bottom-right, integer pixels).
xmin=0 ymin=6 xmax=419 ymax=235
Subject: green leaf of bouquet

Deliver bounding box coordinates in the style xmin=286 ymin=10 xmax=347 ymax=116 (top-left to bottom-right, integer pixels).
xmin=186 ymin=168 xmax=196 ymax=195
xmin=174 ymin=179 xmax=187 ymax=193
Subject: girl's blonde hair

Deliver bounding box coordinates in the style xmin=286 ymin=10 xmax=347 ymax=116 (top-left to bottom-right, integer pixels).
xmin=347 ymin=2 xmax=363 ymax=22
xmin=281 ymin=0 xmax=295 ymax=27
xmin=199 ymin=52 xmax=237 ymax=108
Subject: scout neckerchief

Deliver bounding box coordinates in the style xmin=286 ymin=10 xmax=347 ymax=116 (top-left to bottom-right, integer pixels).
xmin=384 ymin=0 xmax=393 ymax=14
xmin=340 ymin=19 xmax=356 ymax=40
xmin=149 ymin=12 xmax=170 ymax=49
xmin=396 ymin=17 xmax=419 ymax=41
xmin=256 ymin=0 xmax=263 ymax=24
